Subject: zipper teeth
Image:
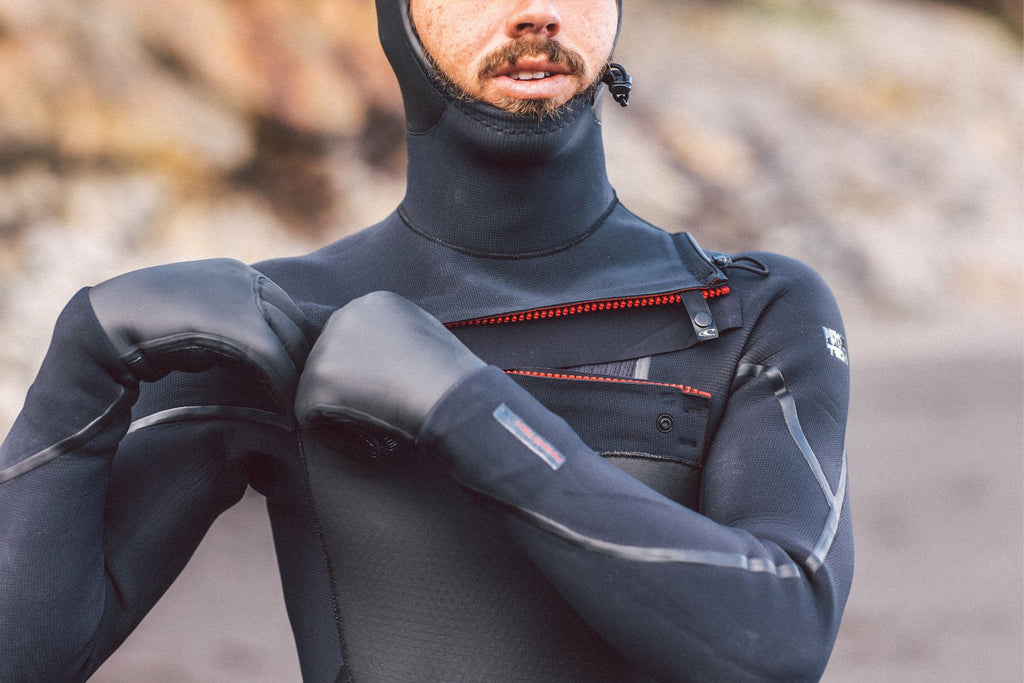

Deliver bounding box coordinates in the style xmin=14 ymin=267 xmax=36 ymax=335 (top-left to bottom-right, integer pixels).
xmin=446 ymin=286 xmax=730 ymax=329
xmin=505 ymin=369 xmax=712 ymax=399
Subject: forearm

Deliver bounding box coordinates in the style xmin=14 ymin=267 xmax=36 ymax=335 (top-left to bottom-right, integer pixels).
xmin=0 ymin=261 xmax=309 ymax=680
xmin=0 ymin=285 xmax=277 ymax=680
xmin=0 ymin=289 xmax=136 ymax=472
xmin=0 ymin=289 xmax=138 ymax=679
xmin=422 ymin=366 xmax=846 ymax=681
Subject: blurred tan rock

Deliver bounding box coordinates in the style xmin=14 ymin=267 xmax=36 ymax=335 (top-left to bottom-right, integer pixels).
xmin=653 ymin=113 xmax=756 ymax=187
xmin=0 ymin=0 xmax=400 ymax=175
xmin=0 ymin=1 xmax=249 ymax=171
xmin=131 ymin=0 xmax=397 ymax=134
xmin=608 ymin=0 xmax=1022 ymax=311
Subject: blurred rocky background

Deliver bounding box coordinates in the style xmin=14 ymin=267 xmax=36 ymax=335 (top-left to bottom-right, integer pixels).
xmin=0 ymin=0 xmax=1020 ymax=681
xmin=1 ymin=0 xmax=1021 ymax=408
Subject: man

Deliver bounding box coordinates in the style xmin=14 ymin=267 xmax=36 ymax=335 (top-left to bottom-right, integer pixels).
xmin=0 ymin=0 xmax=852 ymax=681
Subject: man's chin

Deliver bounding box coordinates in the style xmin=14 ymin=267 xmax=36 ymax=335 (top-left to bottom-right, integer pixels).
xmin=492 ymin=96 xmax=570 ymax=120
xmin=492 ymin=82 xmax=604 ymax=120
xmin=434 ymin=71 xmax=593 ymax=121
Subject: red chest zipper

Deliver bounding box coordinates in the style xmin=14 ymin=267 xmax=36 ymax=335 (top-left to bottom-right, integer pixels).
xmin=444 ymin=286 xmax=730 ymax=330
xmin=505 ymin=369 xmax=712 ymax=400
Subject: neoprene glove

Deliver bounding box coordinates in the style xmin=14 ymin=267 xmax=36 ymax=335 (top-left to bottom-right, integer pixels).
xmin=295 ymin=291 xmax=485 ymax=441
xmin=88 ymin=258 xmax=312 ymax=409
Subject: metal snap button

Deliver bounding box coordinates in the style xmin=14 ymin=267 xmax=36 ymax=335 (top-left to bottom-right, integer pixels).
xmin=656 ymin=414 xmax=674 ymax=433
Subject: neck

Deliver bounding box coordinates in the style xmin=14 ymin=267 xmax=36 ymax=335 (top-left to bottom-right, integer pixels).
xmin=399 ymin=95 xmax=617 ymax=257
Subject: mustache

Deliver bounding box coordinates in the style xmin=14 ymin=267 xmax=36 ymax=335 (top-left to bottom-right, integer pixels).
xmin=476 ymin=39 xmax=586 ymax=81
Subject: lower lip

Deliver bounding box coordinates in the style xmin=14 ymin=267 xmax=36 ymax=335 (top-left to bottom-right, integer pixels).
xmin=491 ymin=73 xmax=574 ymax=100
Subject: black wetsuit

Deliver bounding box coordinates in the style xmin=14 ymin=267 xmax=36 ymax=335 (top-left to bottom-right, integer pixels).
xmin=0 ymin=1 xmax=852 ymax=681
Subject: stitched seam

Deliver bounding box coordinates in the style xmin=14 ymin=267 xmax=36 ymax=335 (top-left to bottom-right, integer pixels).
xmin=296 ymin=433 xmax=352 ymax=682
xmin=601 ymin=451 xmax=702 ymax=472
xmin=396 ymin=200 xmax=616 ymax=260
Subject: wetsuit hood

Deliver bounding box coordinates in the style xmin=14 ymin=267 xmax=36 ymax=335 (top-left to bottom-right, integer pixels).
xmin=375 ymin=0 xmax=623 ymax=133
xmin=374 ymin=0 xmax=623 ymax=256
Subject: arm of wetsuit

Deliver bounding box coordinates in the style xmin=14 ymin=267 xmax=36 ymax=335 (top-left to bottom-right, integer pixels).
xmin=0 ymin=259 xmax=310 ymax=682
xmin=296 ymin=283 xmax=851 ymax=682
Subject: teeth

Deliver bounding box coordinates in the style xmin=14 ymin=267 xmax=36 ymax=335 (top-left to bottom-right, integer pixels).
xmin=511 ymin=71 xmax=552 ymax=81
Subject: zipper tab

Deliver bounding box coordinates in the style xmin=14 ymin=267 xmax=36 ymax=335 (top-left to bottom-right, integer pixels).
xmin=680 ymin=289 xmax=719 ymax=343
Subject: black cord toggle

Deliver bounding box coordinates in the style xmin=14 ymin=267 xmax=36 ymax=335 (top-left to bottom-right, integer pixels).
xmin=602 ymin=63 xmax=632 ymax=107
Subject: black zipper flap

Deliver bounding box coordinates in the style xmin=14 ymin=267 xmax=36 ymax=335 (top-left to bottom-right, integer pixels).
xmin=447 ymin=286 xmax=740 ymax=369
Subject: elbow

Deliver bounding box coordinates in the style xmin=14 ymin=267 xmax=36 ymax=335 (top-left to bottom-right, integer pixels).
xmin=666 ymin=627 xmax=835 ymax=682
xmin=646 ymin=579 xmax=846 ymax=682
xmin=705 ymin=625 xmax=836 ymax=682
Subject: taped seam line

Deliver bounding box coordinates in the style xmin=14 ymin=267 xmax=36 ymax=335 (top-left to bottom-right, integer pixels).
xmin=734 ymin=363 xmax=845 ymax=572
xmin=807 ymin=449 xmax=847 ymax=572
xmin=734 ymin=364 xmax=834 ymax=504
xmin=126 ymin=405 xmax=295 ymax=434
xmin=484 ymin=491 xmax=802 ymax=579
xmin=0 ymin=387 xmax=128 ymax=485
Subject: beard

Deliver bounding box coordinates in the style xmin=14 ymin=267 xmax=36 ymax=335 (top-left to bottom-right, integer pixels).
xmin=475 ymin=39 xmax=589 ymax=118
xmin=429 ymin=38 xmax=601 ymax=119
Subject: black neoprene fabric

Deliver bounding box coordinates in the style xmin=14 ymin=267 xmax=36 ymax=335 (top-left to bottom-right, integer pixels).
xmin=0 ymin=1 xmax=852 ymax=680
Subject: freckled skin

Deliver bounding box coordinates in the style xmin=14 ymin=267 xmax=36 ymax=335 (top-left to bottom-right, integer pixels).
xmin=410 ymin=0 xmax=618 ymax=112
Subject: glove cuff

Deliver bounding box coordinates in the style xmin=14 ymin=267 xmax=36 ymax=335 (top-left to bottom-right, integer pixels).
xmin=420 ymin=365 xmax=579 ymax=497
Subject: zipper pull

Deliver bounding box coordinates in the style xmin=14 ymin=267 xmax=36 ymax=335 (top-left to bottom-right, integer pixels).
xmin=681 ymin=290 xmax=719 ymax=343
